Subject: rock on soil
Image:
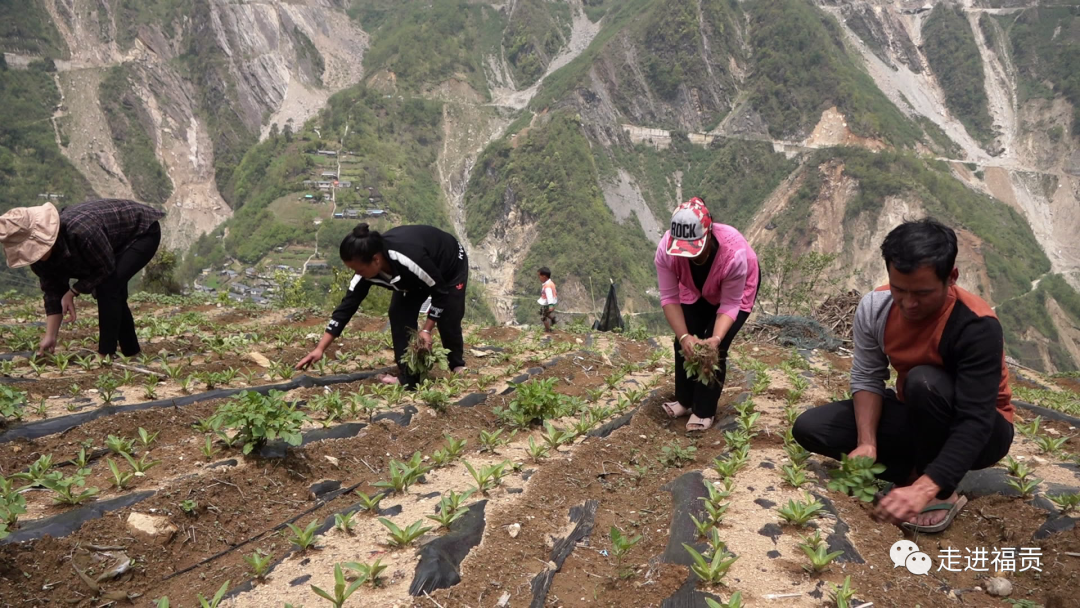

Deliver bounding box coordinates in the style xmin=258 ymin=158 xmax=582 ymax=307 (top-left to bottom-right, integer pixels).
xmin=126 ymin=512 xmax=177 ymax=543
xmin=984 ymin=577 xmax=1013 ymax=597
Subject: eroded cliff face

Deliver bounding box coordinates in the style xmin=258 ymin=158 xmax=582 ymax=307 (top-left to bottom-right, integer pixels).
xmin=34 ymin=0 xmax=368 ymax=249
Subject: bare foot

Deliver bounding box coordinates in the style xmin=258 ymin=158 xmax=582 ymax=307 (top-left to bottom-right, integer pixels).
xmin=378 ymin=374 xmax=400 ymax=385
xmin=909 ymin=492 xmax=959 ymax=527
xmin=452 ymin=366 xmax=466 ymax=374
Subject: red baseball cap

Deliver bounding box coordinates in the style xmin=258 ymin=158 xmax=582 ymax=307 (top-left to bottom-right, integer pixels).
xmin=666 ymin=197 xmax=713 ymax=257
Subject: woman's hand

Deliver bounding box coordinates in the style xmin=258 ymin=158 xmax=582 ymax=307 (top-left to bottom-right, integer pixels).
xmin=296 ymin=348 xmax=324 ymax=370
xmin=61 ymin=290 xmax=77 ymax=324
xmin=703 ymin=336 xmax=722 ymax=350
xmin=38 ymin=334 xmax=57 ymax=355
xmin=418 ymin=329 xmax=434 ymax=351
xmin=679 ymin=334 xmax=701 ymax=350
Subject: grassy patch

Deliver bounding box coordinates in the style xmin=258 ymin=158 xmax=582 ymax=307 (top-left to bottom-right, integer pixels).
xmin=993 ymin=8 xmax=1080 ymax=137
xmin=744 ymin=0 xmax=920 ymax=145
xmin=503 ymin=0 xmax=572 ymax=88
xmin=465 ymin=111 xmax=656 ymax=311
xmin=114 ymin=0 xmax=187 ymax=49
xmin=0 ymin=0 xmax=68 ymax=58
xmin=922 ymin=4 xmax=995 ymax=147
xmin=0 ymin=60 xmax=95 ymax=292
xmin=612 ymin=135 xmax=796 ymax=231
xmin=354 ymin=0 xmax=505 ymax=99
xmin=100 ymin=66 xmax=173 ymax=205
xmin=832 ymin=147 xmax=1049 ymax=301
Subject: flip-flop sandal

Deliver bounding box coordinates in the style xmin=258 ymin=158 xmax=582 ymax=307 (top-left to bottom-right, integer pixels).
xmin=686 ymin=415 xmax=714 ymax=432
xmin=662 ymin=401 xmax=690 ymax=418
xmin=901 ymin=495 xmax=969 ymax=534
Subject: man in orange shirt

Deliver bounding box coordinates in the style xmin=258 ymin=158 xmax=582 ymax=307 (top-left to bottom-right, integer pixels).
xmin=793 ymin=219 xmax=1014 ymax=533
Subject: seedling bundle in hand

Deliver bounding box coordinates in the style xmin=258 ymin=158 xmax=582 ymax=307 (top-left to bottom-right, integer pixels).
xmin=683 ymin=342 xmax=721 ymax=384
xmin=827 ymin=454 xmax=886 ymax=502
xmin=402 ymin=330 xmax=450 ymax=380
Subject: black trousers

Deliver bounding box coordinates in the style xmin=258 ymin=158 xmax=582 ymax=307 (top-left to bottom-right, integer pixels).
xmin=792 ymin=365 xmax=1014 ymax=500
xmin=673 ymin=298 xmax=752 ymax=418
xmin=94 ymin=222 xmax=161 ymax=357
xmin=388 ymin=263 xmax=468 ymax=389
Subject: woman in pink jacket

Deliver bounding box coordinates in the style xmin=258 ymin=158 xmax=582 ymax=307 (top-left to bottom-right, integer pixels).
xmin=655 ymin=198 xmax=760 ymax=431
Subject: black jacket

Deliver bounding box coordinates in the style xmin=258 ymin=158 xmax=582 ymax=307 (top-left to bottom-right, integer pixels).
xmin=326 ymin=225 xmax=466 ymax=336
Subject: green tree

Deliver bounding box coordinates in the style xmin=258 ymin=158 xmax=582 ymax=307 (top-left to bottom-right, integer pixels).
xmin=140 ymin=250 xmax=182 ymax=295
xmin=757 ymin=247 xmax=839 ymax=316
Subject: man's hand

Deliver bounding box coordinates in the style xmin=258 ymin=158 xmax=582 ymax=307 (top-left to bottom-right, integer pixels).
xmin=418 ymin=330 xmax=433 ymax=351
xmin=296 ymin=348 xmax=324 ymax=371
xmin=38 ymin=334 xmax=57 ymax=356
xmin=872 ymin=476 xmax=939 ymax=526
xmin=849 ymin=444 xmax=877 ymax=462
xmin=61 ymin=290 xmax=77 ymax=324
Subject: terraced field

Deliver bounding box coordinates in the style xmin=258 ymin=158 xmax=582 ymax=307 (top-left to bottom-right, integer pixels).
xmin=0 ymin=295 xmax=1078 ymax=607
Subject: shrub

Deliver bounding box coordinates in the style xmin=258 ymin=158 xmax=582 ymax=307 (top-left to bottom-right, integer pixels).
xmin=211 ymin=390 xmax=310 ymax=455
xmin=493 ymin=377 xmax=570 ymax=428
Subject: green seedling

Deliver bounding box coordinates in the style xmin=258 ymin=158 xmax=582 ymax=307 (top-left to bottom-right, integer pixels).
xmin=682 ymin=543 xmax=738 ymax=586
xmin=40 ymin=472 xmax=98 ymax=505
xmin=245 ymin=550 xmax=273 ymax=579
xmin=196 ymin=581 xmax=230 ymax=608
xmin=526 ymin=436 xmax=550 ymax=462
xmin=428 ymin=496 xmax=469 ymax=529
xmin=572 ymin=413 xmax=594 ymax=436
xmin=143 ymin=382 xmax=158 ymax=400
xmin=585 ymin=387 xmax=607 ymax=403
xmin=379 ymin=518 xmax=432 ymax=548
xmin=121 ymin=451 xmax=161 ymax=476
xmin=430 ymin=448 xmax=454 ymax=468
xmin=829 ymin=576 xmax=856 ymax=608
xmin=417 ymin=385 xmax=450 ymax=412
xmin=798 ymin=530 xmax=844 ymax=573
xmin=478 ymin=428 xmax=510 ymax=453
xmin=354 ymin=490 xmax=384 ymax=513
xmin=659 ymin=440 xmax=697 ymax=467
xmin=74 ymin=355 xmax=95 ymax=372
xmin=68 ymin=383 xmax=82 ymax=399
xmin=96 ymin=374 xmax=120 ymax=404
xmin=105 ymin=434 xmax=135 ymax=456
xmin=161 ymin=361 xmax=184 ymax=380
xmin=1017 ymin=415 xmax=1043 ymax=438
xmin=736 ymin=412 xmax=761 ymax=433
xmin=12 ymin=454 xmax=55 ymax=486
xmin=704 ymin=592 xmax=744 ymax=608
xmin=464 ymin=460 xmax=508 ymax=495
xmin=785 ymin=441 xmax=811 ymax=466
xmin=70 ymin=448 xmax=90 ymax=469
xmin=137 ymin=427 xmax=160 ymax=447
xmin=609 ymin=525 xmax=642 ymax=579
xmin=700 ymin=497 xmax=730 ymax=525
xmin=286 ymin=519 xmax=322 ymax=551
xmin=1048 ymin=491 xmax=1080 ymax=515
xmin=310 ymin=564 xmax=363 ymax=608
xmin=334 ymin=510 xmax=358 ymax=534
xmin=443 ymin=434 xmax=467 ymax=458
xmin=781 ymin=463 xmax=808 ymax=488
xmin=777 ymin=494 xmax=825 ymax=527
xmin=542 ymin=421 xmax=574 ymax=449
xmin=690 ymin=514 xmax=713 ymax=539
xmin=107 ymin=458 xmax=134 ymax=489
xmin=180 ymin=499 xmax=198 ymax=514
xmin=0 ymin=479 xmax=27 ymax=527
xmin=712 ymin=455 xmax=744 ymax=479
xmin=373 ymin=452 xmax=429 ymax=494
xmin=1034 ymin=434 xmax=1069 ymax=455
xmin=826 ymin=454 xmax=886 ymax=502
xmin=212 ymin=390 xmax=309 ymax=454
xmin=202 ymin=435 xmax=219 ymax=460
xmin=343 ymin=558 xmax=387 ymax=588
xmin=347 ymin=393 xmax=384 ymax=422
xmin=1005 ymin=475 xmax=1042 ymax=499
xmin=1002 ymin=456 xmax=1032 ymax=479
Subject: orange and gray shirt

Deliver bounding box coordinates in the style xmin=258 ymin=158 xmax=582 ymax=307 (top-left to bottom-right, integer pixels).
xmin=850 ymin=285 xmax=1013 ymax=489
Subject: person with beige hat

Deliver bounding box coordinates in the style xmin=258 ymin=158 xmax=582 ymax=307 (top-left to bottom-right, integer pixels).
xmin=0 ymin=198 xmax=165 ymax=357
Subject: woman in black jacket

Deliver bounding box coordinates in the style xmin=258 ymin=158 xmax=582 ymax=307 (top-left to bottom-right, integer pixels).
xmin=297 ymin=223 xmax=469 ymax=387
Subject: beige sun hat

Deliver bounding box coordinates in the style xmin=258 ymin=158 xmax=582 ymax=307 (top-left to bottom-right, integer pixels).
xmin=0 ymin=203 xmax=61 ymax=268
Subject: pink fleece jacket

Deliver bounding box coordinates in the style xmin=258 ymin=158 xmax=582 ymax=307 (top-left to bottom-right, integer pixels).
xmin=654 ymin=223 xmax=760 ymax=321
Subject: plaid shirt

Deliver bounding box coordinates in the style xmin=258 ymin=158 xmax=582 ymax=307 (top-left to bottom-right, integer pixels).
xmin=30 ymin=199 xmax=165 ymax=315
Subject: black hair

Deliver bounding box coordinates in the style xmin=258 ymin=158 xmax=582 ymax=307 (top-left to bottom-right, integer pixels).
xmin=880 ymin=217 xmax=958 ymax=282
xmin=538 ymin=266 xmax=551 ymax=279
xmin=339 ymin=223 xmax=386 ymax=263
